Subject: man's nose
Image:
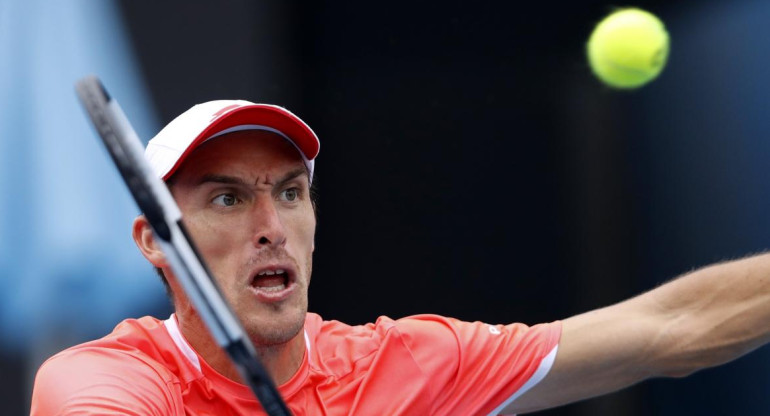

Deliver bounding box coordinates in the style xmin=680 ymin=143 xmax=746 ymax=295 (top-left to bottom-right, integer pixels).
xmin=251 ymin=197 xmax=286 ymax=248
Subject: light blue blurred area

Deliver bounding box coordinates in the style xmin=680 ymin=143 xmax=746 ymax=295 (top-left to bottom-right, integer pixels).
xmin=0 ymin=0 xmax=166 ymax=351
xmin=636 ymin=0 xmax=770 ymax=272
xmin=632 ymin=2 xmax=770 ymax=413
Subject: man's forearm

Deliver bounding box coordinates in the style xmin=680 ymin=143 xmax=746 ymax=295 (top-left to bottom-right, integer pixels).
xmin=509 ymin=251 xmax=770 ymax=414
xmin=643 ymin=251 xmax=770 ymax=377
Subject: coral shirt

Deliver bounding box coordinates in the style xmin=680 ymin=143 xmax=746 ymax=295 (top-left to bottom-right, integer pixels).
xmin=31 ymin=313 xmax=561 ymax=415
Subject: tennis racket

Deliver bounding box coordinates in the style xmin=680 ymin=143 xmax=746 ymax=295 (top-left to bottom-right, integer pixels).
xmin=74 ymin=75 xmax=291 ymax=416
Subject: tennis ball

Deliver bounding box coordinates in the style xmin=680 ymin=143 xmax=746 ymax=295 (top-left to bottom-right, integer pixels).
xmin=587 ymin=8 xmax=669 ymax=89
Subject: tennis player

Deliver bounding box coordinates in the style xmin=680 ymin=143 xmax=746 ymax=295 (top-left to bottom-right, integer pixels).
xmin=30 ymin=100 xmax=770 ymax=415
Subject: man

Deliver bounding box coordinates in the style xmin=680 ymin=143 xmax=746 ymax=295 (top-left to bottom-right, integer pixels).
xmin=31 ymin=100 xmax=770 ymax=415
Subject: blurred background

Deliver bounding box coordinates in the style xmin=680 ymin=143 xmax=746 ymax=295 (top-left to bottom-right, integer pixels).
xmin=3 ymin=0 xmax=770 ymax=414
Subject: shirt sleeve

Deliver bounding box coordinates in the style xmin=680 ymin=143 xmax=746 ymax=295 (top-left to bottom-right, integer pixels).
xmin=394 ymin=315 xmax=561 ymax=416
xmin=30 ymin=348 xmax=182 ymax=416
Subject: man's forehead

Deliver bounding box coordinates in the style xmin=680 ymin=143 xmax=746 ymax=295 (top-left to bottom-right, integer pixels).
xmin=192 ymin=167 xmax=310 ymax=187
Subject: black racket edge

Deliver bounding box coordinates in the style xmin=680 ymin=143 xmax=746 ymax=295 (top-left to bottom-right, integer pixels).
xmin=74 ymin=75 xmax=170 ymax=241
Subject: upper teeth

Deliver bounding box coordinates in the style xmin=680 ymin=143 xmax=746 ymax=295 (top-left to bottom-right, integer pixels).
xmin=258 ymin=269 xmax=285 ymax=276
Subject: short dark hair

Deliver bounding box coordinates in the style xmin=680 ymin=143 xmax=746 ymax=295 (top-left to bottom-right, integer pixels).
xmin=154 ymin=174 xmax=319 ymax=299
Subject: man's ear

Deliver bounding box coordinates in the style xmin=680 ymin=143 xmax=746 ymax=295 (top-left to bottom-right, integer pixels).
xmin=132 ymin=215 xmax=167 ymax=267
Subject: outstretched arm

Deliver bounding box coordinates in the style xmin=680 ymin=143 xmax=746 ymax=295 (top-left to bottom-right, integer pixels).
xmin=505 ymin=251 xmax=770 ymax=414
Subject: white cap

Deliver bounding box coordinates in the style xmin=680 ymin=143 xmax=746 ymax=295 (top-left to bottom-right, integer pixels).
xmin=145 ymin=100 xmax=320 ymax=182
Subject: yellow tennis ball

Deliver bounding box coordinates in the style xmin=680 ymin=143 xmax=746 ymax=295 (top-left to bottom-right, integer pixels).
xmin=587 ymin=8 xmax=670 ymax=89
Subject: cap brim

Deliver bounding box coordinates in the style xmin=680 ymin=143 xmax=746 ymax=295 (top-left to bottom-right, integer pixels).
xmin=162 ymin=104 xmax=320 ymax=180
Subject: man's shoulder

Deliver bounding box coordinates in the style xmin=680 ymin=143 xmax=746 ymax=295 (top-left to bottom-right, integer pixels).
xmin=308 ymin=312 xmax=456 ymax=343
xmin=30 ymin=316 xmax=182 ymax=415
xmin=37 ymin=315 xmax=179 ymax=382
xmin=308 ymin=312 xmax=561 ymax=362
xmin=306 ymin=313 xmax=460 ymax=369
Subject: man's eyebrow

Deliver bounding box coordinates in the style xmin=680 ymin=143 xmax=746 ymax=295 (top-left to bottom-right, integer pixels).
xmin=277 ymin=167 xmax=310 ymax=187
xmin=196 ymin=168 xmax=309 ymax=187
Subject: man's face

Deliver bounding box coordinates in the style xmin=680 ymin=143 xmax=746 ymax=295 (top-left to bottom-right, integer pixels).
xmin=168 ymin=130 xmax=316 ymax=346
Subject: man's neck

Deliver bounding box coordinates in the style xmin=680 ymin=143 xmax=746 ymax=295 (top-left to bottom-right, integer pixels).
xmin=175 ymin=309 xmax=306 ymax=386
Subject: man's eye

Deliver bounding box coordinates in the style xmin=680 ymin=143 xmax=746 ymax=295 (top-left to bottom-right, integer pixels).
xmin=212 ymin=194 xmax=239 ymax=207
xmin=281 ymin=188 xmax=299 ymax=202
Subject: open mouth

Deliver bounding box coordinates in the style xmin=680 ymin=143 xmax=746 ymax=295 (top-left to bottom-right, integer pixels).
xmin=250 ymin=268 xmax=295 ymax=298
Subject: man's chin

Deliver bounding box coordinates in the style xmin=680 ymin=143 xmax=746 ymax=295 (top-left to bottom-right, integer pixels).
xmin=246 ymin=311 xmax=307 ymax=347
